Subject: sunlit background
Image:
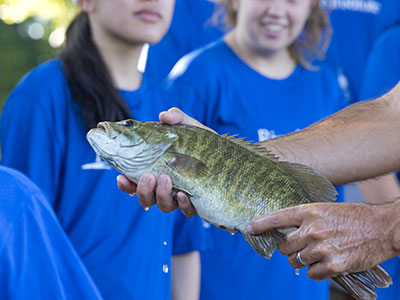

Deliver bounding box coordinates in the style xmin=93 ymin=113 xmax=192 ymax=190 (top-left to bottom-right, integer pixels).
xmin=0 ymin=0 xmax=79 ymax=108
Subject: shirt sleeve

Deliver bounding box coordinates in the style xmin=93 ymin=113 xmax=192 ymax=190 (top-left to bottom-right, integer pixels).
xmin=172 ymin=211 xmax=211 ymax=255
xmin=0 ymin=88 xmax=64 ymax=204
xmin=0 ymin=186 xmax=103 ymax=300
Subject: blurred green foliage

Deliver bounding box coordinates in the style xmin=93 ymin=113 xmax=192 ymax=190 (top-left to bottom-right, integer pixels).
xmin=0 ymin=0 xmax=78 ymax=111
xmin=0 ymin=20 xmax=56 ymax=110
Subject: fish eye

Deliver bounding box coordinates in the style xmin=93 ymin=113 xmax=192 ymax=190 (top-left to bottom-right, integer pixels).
xmin=123 ymin=120 xmax=135 ymax=127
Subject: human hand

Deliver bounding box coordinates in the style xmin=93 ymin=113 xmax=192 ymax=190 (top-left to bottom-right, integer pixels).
xmin=117 ymin=108 xmax=212 ymax=217
xmin=247 ymin=202 xmax=399 ymax=281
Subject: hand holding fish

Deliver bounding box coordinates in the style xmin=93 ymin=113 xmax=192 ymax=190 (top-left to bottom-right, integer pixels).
xmin=248 ymin=201 xmax=400 ymax=281
xmin=117 ymin=108 xmax=209 ymax=217
xmin=89 ymin=111 xmax=393 ymax=300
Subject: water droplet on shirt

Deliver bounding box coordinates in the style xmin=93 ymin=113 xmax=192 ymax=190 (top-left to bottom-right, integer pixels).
xmin=163 ymin=265 xmax=169 ymax=274
xmin=163 ymin=241 xmax=167 ymax=246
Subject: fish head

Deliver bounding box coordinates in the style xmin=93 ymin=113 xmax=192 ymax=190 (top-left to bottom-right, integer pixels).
xmin=86 ymin=119 xmax=178 ymax=176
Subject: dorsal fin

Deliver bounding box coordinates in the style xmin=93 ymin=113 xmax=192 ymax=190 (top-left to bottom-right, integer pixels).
xmin=221 ymin=134 xmax=280 ymax=162
xmin=221 ymin=133 xmax=337 ymax=202
xmin=281 ymin=161 xmax=337 ymax=202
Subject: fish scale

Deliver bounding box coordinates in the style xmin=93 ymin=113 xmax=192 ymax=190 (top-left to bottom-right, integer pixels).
xmin=87 ymin=119 xmax=393 ymax=300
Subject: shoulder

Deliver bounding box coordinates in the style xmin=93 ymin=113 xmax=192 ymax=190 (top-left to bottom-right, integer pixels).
xmin=4 ymin=58 xmax=71 ymax=117
xmin=299 ymin=63 xmax=348 ymax=102
xmin=0 ymin=166 xmax=46 ymax=207
xmin=304 ymin=62 xmax=343 ymax=88
xmin=12 ymin=59 xmax=67 ymax=95
xmin=372 ymin=25 xmax=400 ymax=52
xmin=167 ymin=39 xmax=230 ymax=82
xmin=0 ymin=167 xmax=48 ymax=240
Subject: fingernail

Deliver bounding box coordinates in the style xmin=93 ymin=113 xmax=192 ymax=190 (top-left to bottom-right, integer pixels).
xmin=158 ymin=176 xmax=167 ymax=187
xmin=140 ymin=174 xmax=150 ymax=185
xmin=247 ymin=224 xmax=254 ymax=234
xmin=129 ymin=193 xmax=136 ymax=197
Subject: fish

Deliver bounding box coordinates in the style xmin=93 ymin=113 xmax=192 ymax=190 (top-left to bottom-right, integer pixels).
xmin=86 ymin=119 xmax=392 ymax=300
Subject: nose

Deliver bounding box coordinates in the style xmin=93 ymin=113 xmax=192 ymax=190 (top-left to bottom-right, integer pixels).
xmin=266 ymin=1 xmax=285 ymax=18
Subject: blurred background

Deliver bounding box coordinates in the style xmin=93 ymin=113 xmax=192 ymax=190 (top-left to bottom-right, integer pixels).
xmin=0 ymin=0 xmax=79 ymax=110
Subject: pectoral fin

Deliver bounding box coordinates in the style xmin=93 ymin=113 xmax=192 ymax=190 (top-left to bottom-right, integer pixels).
xmin=166 ymin=152 xmax=209 ymax=178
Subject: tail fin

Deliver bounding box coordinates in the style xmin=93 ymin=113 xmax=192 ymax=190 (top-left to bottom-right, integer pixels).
xmin=333 ymin=265 xmax=392 ymax=300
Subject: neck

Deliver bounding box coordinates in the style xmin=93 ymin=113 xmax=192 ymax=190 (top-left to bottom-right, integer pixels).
xmin=224 ymin=31 xmax=296 ymax=79
xmin=91 ymin=27 xmax=143 ymax=91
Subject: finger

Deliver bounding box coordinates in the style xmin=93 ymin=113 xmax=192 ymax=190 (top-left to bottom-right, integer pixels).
xmin=159 ymin=108 xmax=215 ymax=132
xmin=117 ymin=175 xmax=137 ymax=196
xmin=159 ymin=107 xmax=185 ymax=124
xmin=288 ymin=252 xmax=307 ymax=269
xmin=136 ymin=173 xmax=157 ymax=209
xmin=176 ymin=191 xmax=197 ymax=218
xmin=277 ymin=228 xmax=305 ymax=255
xmin=287 ymin=247 xmax=320 ymax=269
xmin=306 ymin=262 xmax=332 ymax=281
xmin=247 ymin=206 xmax=305 ymax=234
xmin=156 ymin=174 xmax=178 ymax=213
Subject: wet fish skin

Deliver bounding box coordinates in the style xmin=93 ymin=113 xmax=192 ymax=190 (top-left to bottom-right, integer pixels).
xmin=86 ymin=119 xmax=392 ymax=300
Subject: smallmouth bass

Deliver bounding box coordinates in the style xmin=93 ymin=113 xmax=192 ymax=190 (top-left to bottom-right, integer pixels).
xmin=87 ymin=119 xmax=392 ymax=300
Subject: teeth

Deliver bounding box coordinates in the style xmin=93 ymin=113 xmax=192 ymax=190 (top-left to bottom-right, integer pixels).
xmin=265 ymin=24 xmax=283 ymax=32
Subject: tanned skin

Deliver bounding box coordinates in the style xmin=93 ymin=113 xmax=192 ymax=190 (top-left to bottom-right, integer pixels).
xmin=117 ymin=82 xmax=400 ymax=281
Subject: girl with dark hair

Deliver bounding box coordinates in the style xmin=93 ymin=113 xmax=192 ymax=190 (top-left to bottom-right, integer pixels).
xmin=135 ymin=0 xmax=348 ymax=299
xmin=0 ymin=0 xmax=206 ymax=299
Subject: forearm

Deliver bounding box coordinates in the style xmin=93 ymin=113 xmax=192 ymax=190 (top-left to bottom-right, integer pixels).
xmin=261 ymin=83 xmax=400 ymax=185
xmin=358 ymin=173 xmax=400 ymax=204
xmin=171 ymin=251 xmax=200 ymax=300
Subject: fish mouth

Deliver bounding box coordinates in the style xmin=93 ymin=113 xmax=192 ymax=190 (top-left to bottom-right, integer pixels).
xmin=97 ymin=123 xmax=107 ymax=133
xmin=96 ymin=122 xmax=118 ymax=139
xmin=97 ymin=123 xmax=107 ymax=132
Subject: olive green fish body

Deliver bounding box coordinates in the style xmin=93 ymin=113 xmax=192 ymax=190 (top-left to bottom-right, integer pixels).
xmin=87 ymin=119 xmax=392 ymax=300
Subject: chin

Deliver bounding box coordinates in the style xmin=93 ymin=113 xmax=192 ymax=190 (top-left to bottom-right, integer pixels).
xmin=146 ymin=35 xmax=164 ymax=45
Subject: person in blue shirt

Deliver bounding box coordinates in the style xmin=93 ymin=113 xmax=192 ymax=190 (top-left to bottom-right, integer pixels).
xmin=127 ymin=0 xmax=347 ymax=299
xmin=321 ymin=0 xmax=400 ymax=102
xmin=144 ymin=0 xmax=224 ymax=83
xmin=0 ymin=166 xmax=103 ymax=300
xmin=0 ymin=0 xmax=207 ymax=299
xmin=360 ymin=25 xmax=400 ymax=100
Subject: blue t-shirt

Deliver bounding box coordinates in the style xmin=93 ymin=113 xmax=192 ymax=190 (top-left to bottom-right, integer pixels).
xmin=166 ymin=39 xmax=348 ymax=300
xmin=0 ymin=59 xmax=207 ymax=300
xmin=360 ymin=25 xmax=400 ymax=100
xmin=0 ymin=166 xmax=103 ymax=300
xmin=359 ymin=25 xmax=400 ymax=300
xmin=321 ymin=0 xmax=400 ymax=101
xmin=145 ymin=0 xmax=223 ymax=83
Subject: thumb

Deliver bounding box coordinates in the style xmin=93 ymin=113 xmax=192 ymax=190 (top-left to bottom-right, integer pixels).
xmin=159 ymin=108 xmax=215 ymax=132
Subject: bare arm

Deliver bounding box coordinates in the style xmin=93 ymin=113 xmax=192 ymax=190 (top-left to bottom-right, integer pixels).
xmin=171 ymin=252 xmax=200 ymax=300
xmin=357 ymin=173 xmax=400 ymax=204
xmin=261 ymin=82 xmax=400 ymax=186
xmin=117 ymin=84 xmax=400 ymax=280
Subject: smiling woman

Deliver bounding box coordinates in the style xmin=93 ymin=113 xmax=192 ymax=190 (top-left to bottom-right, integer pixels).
xmin=0 ymin=0 xmax=207 ymax=299
xmin=132 ymin=0 xmax=349 ymax=299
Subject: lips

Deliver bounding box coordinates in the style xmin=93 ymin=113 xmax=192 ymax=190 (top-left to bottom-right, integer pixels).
xmin=135 ymin=9 xmax=162 ymax=23
xmin=260 ymin=22 xmax=287 ymax=37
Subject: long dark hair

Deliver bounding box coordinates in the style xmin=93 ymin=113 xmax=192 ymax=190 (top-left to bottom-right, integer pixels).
xmin=60 ymin=12 xmax=132 ymax=129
